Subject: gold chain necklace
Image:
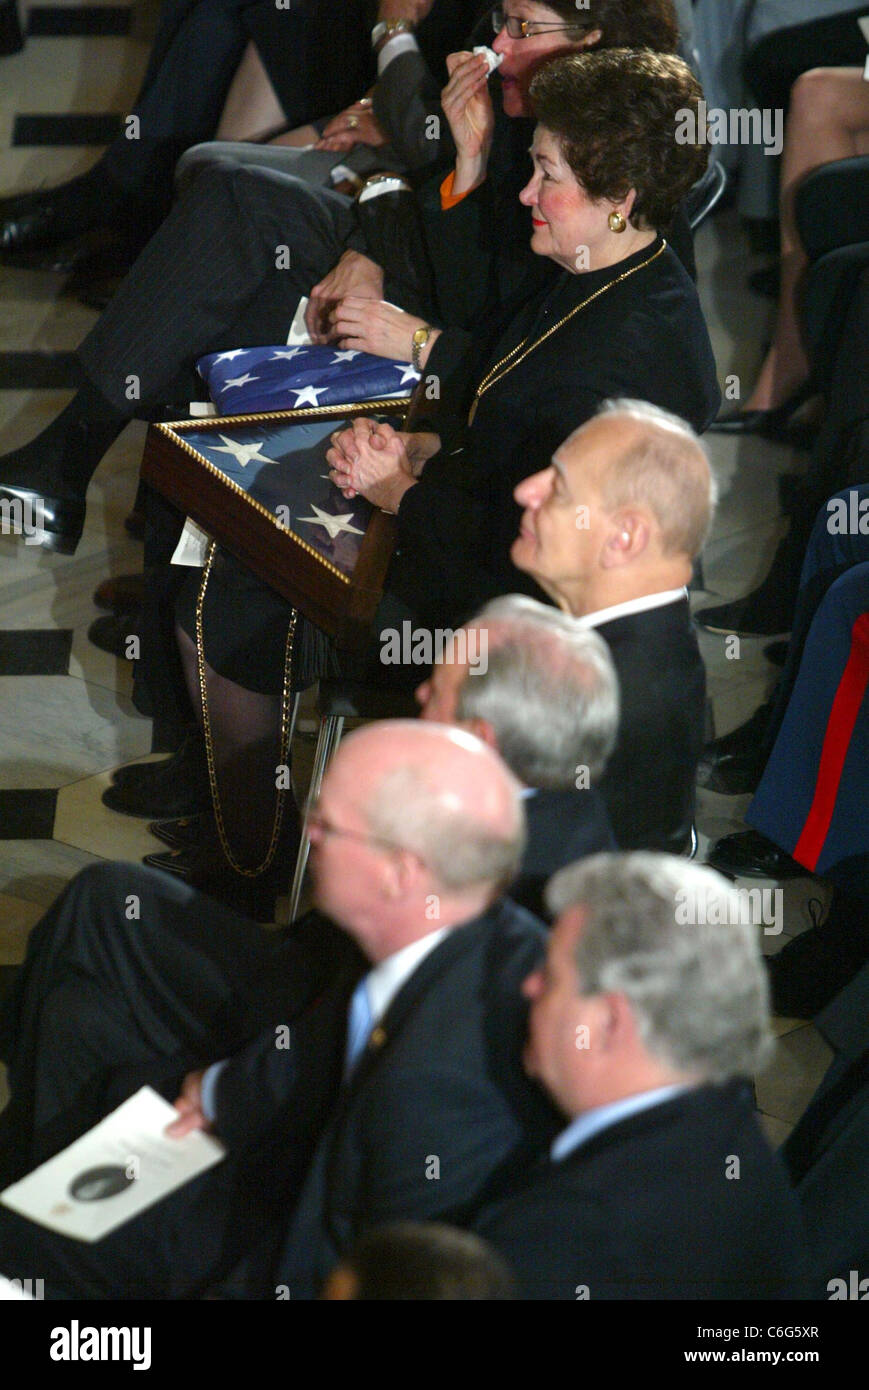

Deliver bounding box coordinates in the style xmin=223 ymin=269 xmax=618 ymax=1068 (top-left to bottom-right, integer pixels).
xmin=468 ymin=240 xmax=668 ymax=425
xmin=196 ymin=540 xmax=298 ymax=878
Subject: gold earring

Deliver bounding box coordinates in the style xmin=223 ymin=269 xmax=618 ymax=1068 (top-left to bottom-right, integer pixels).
xmin=608 ymin=211 xmax=626 ymax=233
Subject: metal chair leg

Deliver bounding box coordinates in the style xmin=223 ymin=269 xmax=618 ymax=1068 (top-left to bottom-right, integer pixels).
xmin=288 ymin=713 xmax=345 ymax=922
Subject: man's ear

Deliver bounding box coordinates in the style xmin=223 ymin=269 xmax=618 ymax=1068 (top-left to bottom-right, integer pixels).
xmin=382 ymin=847 xmax=424 ymax=900
xmin=600 ymin=510 xmax=650 ymax=568
xmin=597 ymin=991 xmax=635 ymax=1051
xmin=463 ymin=716 xmax=499 ymax=752
xmin=577 ymin=28 xmax=603 ymax=49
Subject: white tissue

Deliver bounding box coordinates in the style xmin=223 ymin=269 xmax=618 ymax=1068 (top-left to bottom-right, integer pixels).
xmin=473 ymin=45 xmax=504 ymax=75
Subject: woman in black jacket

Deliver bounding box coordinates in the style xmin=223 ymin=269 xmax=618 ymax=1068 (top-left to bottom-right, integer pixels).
xmin=154 ymin=48 xmax=718 ymax=912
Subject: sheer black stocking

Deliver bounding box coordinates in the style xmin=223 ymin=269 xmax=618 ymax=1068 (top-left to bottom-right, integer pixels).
xmin=176 ymin=623 xmax=296 ymax=873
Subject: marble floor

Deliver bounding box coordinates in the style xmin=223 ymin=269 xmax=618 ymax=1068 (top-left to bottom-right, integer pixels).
xmin=0 ymin=3 xmax=835 ymax=1138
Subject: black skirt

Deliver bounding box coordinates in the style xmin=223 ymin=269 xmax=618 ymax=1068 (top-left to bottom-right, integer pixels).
xmin=175 ymin=547 xmax=423 ymax=698
xmin=175 ymin=548 xmax=341 ymax=696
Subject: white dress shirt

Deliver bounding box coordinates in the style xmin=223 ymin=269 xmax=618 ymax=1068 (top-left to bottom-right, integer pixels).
xmin=574 ymin=587 xmax=687 ymax=632
xmin=551 ymin=1085 xmax=691 ymax=1163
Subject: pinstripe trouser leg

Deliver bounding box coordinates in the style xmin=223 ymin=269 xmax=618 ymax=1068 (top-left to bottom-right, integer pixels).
xmin=78 ymin=163 xmax=358 ymax=413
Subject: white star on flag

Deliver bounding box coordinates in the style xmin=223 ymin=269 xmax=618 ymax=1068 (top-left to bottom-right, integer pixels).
xmin=213 ymin=350 xmax=246 ymax=364
xmin=210 ymin=435 xmax=277 ymax=469
xmin=292 ymin=385 xmax=329 ymax=407
xmin=223 ymin=373 xmax=259 ymax=390
xmin=331 ymin=349 xmax=361 ymax=363
xmin=394 ymin=364 xmax=421 ymax=385
xmin=297 ymin=504 xmax=364 ymax=540
xmin=270 ymin=347 xmax=307 ymax=362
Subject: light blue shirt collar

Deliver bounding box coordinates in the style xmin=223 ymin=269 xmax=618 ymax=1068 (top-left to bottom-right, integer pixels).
xmin=551 ymin=1085 xmax=690 ymax=1162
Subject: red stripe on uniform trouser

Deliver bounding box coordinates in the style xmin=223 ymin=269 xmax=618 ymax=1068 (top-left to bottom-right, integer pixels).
xmin=793 ymin=612 xmax=869 ymax=871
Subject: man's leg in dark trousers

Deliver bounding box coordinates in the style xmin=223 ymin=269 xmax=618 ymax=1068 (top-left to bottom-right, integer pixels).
xmin=99 ymin=0 xmax=256 ymax=220
xmin=765 ymin=485 xmax=869 ymax=753
xmin=0 ymin=862 xmax=331 ymax=1184
xmin=748 ymin=563 xmax=869 ymax=877
xmin=77 ymin=164 xmax=359 ymax=413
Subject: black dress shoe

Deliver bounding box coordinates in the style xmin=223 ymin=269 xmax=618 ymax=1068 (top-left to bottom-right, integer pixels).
xmin=111 ymin=732 xmax=203 ymax=788
xmin=696 ymin=753 xmax=762 ymax=795
xmin=0 ymin=194 xmax=70 ymax=255
xmin=696 ymin=593 xmax=792 ymax=637
xmin=143 ymin=842 xmax=280 ymax=922
xmin=93 ymin=573 xmax=145 ymax=612
xmin=148 ymin=815 xmax=203 ymax=851
xmin=697 ymin=701 xmax=772 ymax=790
xmin=0 ymin=479 xmax=84 ymax=554
xmin=143 ymin=847 xmax=194 ymax=879
xmin=767 ymin=890 xmax=869 ymax=1017
xmin=705 ymin=701 xmax=773 ymax=758
xmin=105 ymin=733 xmax=208 ymax=818
xmin=103 ymin=776 xmax=206 ymax=820
xmin=87 ymin=610 xmax=140 ymax=658
xmin=708 ymin=383 xmax=818 ymax=443
xmin=707 ymin=829 xmax=809 ymax=880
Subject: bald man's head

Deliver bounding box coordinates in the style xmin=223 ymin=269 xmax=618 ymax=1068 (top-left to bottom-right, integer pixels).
xmin=512 ymin=400 xmax=716 ymax=615
xmin=581 ymin=400 xmax=716 ymax=558
xmin=310 ymin=722 xmax=526 ymax=957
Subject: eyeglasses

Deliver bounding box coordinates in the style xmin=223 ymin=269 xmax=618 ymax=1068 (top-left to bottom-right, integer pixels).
xmin=491 ymin=6 xmax=578 ymax=39
xmin=304 ymin=800 xmax=407 ymax=854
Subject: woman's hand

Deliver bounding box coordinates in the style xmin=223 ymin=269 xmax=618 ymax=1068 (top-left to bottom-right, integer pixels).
xmin=306 ymin=252 xmax=385 ymax=343
xmin=378 ymin=0 xmax=435 ymax=21
xmin=326 ymin=418 xmax=419 ymax=512
xmin=330 ymin=297 xmax=440 ymax=364
xmin=442 ymin=50 xmax=495 ymax=193
xmin=315 ymin=100 xmax=387 ymax=153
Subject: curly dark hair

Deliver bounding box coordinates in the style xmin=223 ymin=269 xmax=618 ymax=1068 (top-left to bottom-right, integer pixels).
xmin=529 ymin=49 xmax=708 ymax=230
xmin=540 ymin=0 xmax=680 ymax=53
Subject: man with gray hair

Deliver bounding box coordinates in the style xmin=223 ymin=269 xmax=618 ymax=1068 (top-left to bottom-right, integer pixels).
xmin=415 ymin=594 xmax=618 ymax=915
xmin=512 ymin=399 xmax=716 ymax=855
xmin=0 ymin=721 xmax=559 ymax=1297
xmin=475 ymin=853 xmax=809 ymax=1299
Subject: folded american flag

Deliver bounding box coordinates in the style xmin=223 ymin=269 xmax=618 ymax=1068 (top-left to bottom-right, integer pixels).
xmin=197 ymin=345 xmax=420 ymax=416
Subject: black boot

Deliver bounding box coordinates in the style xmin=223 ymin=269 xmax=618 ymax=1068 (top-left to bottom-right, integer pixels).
xmin=0 ymin=382 xmax=127 ymax=553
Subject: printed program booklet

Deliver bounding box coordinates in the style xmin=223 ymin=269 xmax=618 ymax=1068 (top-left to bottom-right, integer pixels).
xmin=0 ymin=1086 xmax=225 ymax=1241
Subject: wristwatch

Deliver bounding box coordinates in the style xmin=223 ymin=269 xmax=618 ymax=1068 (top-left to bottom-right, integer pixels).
xmin=411 ymin=325 xmax=433 ymax=373
xmin=371 ymin=19 xmax=414 ymax=53
xmin=357 ymin=172 xmax=412 ymax=203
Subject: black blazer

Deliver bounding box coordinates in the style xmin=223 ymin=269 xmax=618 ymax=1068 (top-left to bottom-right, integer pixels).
xmin=260 ymin=898 xmax=560 ymax=1298
xmin=512 ymin=787 xmax=616 ymax=919
xmin=391 ymin=240 xmax=720 ymax=629
xmin=594 ymin=599 xmax=706 ymax=854
xmin=476 ymin=1081 xmax=810 ymax=1300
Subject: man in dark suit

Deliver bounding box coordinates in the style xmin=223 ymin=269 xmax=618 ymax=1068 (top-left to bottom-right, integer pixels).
xmin=0 ymin=599 xmax=613 ymax=1177
xmin=0 ymin=722 xmax=558 ymax=1297
xmin=510 ymin=400 xmax=714 ymax=853
xmin=414 ymin=593 xmax=617 ymax=915
xmin=475 ymin=852 xmax=810 ymax=1299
